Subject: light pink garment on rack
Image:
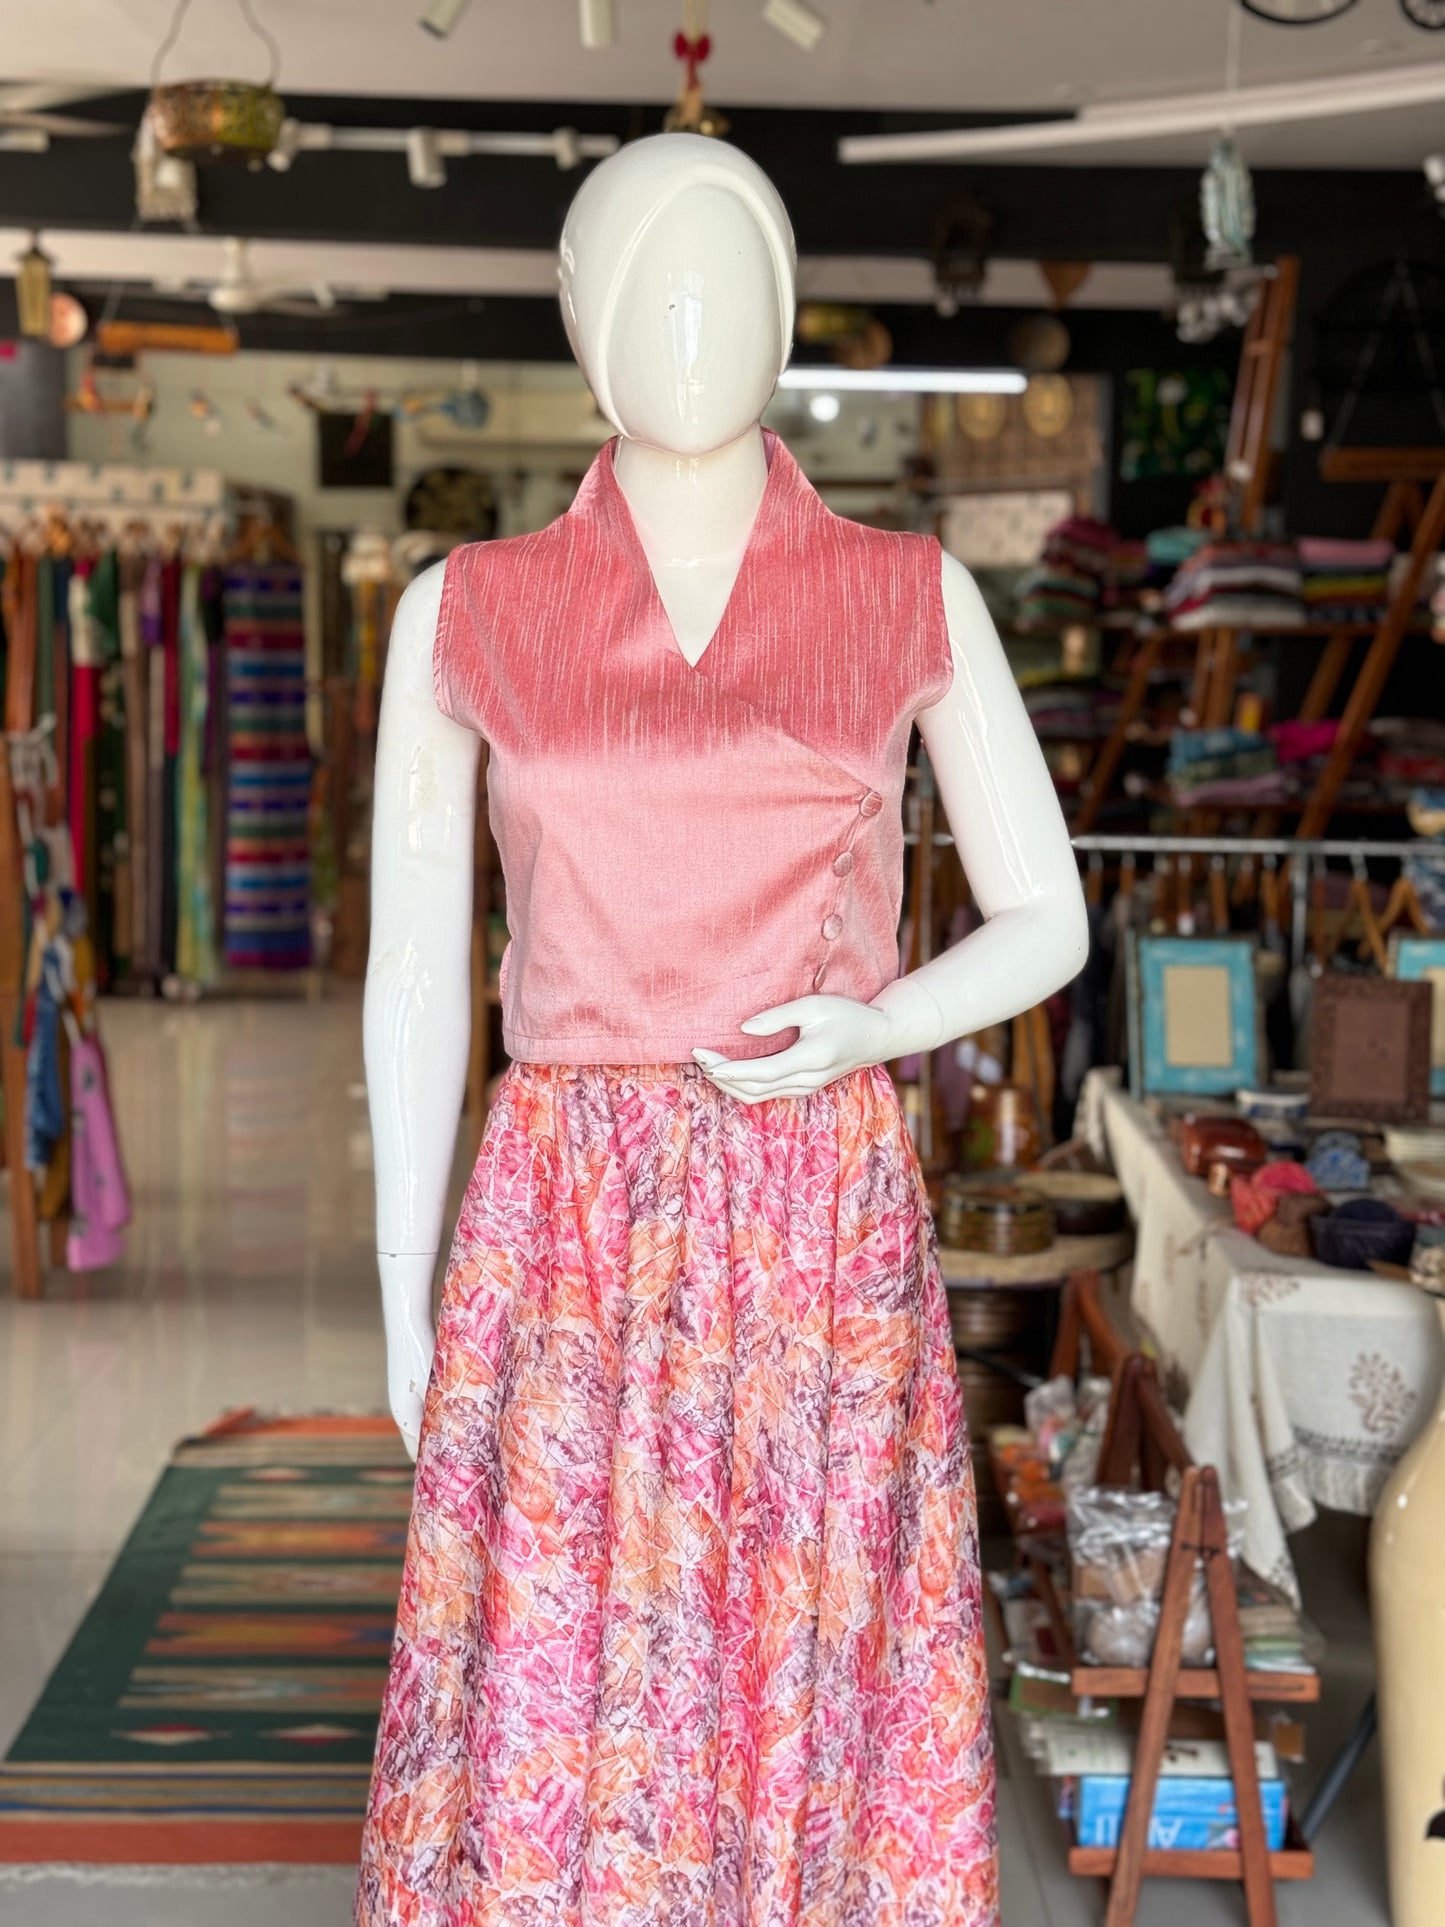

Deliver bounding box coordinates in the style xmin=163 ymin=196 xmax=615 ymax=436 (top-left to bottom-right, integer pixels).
xmin=66 ymin=1033 xmax=131 ymax=1272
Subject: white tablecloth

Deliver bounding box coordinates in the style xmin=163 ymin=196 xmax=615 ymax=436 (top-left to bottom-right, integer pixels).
xmin=1078 ymin=1068 xmax=1445 ymax=1601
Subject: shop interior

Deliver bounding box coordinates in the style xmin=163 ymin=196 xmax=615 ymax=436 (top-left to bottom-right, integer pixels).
xmin=4 ymin=2 xmax=1445 ymax=1923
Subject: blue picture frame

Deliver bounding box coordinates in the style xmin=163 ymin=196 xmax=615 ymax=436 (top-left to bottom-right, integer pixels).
xmin=1130 ymin=935 xmax=1259 ymax=1098
xmin=1391 ymin=936 xmax=1445 ymax=1096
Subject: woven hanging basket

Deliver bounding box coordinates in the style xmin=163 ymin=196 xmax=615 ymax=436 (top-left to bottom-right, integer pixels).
xmin=149 ymin=81 xmax=285 ymax=164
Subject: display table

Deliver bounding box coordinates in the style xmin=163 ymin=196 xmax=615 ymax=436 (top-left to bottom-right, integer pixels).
xmin=1078 ymin=1067 xmax=1445 ymax=1599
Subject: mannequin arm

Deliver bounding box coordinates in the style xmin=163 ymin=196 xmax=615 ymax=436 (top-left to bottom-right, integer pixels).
xmin=364 ymin=561 xmax=481 ymax=1453
xmin=695 ymin=550 xmax=1088 ymax=1100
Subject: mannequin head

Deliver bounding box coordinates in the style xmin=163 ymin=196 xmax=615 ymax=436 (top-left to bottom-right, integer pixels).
xmin=558 ymin=133 xmax=797 ymax=456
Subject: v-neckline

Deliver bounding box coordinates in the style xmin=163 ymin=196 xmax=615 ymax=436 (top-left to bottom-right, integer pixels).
xmin=601 ymin=431 xmax=784 ymax=672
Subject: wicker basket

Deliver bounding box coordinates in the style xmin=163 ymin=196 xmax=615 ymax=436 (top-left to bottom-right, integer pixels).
xmin=939 ymin=1178 xmax=1056 ymax=1256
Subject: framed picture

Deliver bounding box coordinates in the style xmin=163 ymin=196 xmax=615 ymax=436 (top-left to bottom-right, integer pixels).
xmin=1310 ymin=972 xmax=1433 ymax=1122
xmin=1127 ymin=936 xmax=1259 ymax=1099
xmin=1390 ymin=936 xmax=1445 ymax=1096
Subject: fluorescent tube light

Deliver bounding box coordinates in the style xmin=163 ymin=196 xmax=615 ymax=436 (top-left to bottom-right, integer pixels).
xmin=762 ymin=0 xmax=827 ymax=52
xmin=839 ymin=60 xmax=1445 ymax=163
xmin=779 ymin=366 xmax=1026 ymax=394
xmin=579 ymin=0 xmax=615 ymax=48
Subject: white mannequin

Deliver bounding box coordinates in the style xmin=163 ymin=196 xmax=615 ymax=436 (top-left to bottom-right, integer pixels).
xmin=365 ymin=135 xmax=1088 ymax=1455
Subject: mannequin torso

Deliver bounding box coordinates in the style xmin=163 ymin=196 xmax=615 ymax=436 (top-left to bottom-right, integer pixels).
xmin=365 ymin=133 xmax=1087 ymax=1452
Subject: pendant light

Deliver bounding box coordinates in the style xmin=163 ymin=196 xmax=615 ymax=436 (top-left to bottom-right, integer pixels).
xmin=15 ymin=234 xmax=53 ymax=338
xmin=1201 ymin=1 xmax=1256 ymax=271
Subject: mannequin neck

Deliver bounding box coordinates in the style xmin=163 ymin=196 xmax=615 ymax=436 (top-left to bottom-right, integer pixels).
xmin=612 ymin=427 xmax=769 ymax=569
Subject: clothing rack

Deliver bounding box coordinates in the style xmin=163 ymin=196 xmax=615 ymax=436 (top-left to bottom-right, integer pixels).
xmin=1 ymin=466 xmax=302 ymax=1298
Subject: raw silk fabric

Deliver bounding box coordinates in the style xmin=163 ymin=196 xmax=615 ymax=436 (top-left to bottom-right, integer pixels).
xmin=358 ymin=1062 xmax=998 ymax=1927
xmin=433 ymin=432 xmax=953 ymax=1065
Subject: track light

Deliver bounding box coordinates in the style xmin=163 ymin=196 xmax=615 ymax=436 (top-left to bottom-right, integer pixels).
xmin=407 ymin=127 xmax=447 ymax=189
xmin=762 ymin=0 xmax=827 ymax=50
xmin=579 ymin=0 xmax=615 ymax=48
xmin=419 ymin=0 xmax=471 ymax=37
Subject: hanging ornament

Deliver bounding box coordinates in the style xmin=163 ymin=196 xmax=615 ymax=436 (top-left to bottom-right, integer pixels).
xmin=1022 ymin=375 xmax=1074 ymax=438
xmin=15 ymin=234 xmax=53 ymax=339
xmin=664 ymin=1 xmax=730 ymax=137
xmin=189 ymin=389 xmax=224 ymax=436
xmin=930 ymin=193 xmax=993 ymax=315
xmin=1200 ymin=134 xmax=1255 ymax=270
xmin=957 ymin=392 xmax=1007 ymax=442
xmin=1040 ymin=261 xmax=1092 ymax=309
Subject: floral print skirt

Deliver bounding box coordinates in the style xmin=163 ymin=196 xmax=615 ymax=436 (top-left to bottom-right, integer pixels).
xmin=357 ymin=1061 xmax=997 ymax=1927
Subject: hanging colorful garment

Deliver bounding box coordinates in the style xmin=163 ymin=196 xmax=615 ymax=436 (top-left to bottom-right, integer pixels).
xmin=223 ymin=562 xmax=312 ymax=969
xmin=66 ymin=1029 xmax=130 ymax=1272
xmin=175 ymin=565 xmax=218 ymax=985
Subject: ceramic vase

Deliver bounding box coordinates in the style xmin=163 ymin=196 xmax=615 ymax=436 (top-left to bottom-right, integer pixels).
xmin=1370 ymin=1298 xmax=1445 ymax=1924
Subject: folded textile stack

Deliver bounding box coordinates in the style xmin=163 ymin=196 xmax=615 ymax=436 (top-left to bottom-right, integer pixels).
xmin=1023 ymin=682 xmax=1122 ymax=742
xmin=1146 ymin=525 xmax=1210 ymax=576
xmin=1297 ymin=536 xmax=1393 ymax=627
xmin=1167 ymin=726 xmax=1285 ymax=808
xmin=1102 ymin=539 xmax=1150 ymax=621
xmin=1163 ymin=541 xmax=1304 ymax=632
xmin=1016 ymin=515 xmax=1117 ymax=629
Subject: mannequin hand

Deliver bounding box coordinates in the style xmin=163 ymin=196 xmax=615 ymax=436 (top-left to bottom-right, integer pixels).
xmin=378 ymin=1252 xmax=438 ymax=1460
xmin=693 ymin=995 xmax=898 ymax=1103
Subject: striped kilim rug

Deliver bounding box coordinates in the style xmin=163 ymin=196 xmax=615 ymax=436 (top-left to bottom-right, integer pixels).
xmin=0 ymin=1413 xmax=409 ymax=1865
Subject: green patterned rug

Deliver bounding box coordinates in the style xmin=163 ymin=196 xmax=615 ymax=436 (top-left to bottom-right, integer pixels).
xmin=0 ymin=1412 xmax=409 ymax=1864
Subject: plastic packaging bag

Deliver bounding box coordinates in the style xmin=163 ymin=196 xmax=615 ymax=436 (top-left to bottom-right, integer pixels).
xmin=1067 ymin=1486 xmax=1245 ymax=1668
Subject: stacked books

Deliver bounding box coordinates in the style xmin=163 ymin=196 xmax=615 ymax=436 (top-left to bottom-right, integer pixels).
xmin=1040 ymin=1727 xmax=1289 ymax=1852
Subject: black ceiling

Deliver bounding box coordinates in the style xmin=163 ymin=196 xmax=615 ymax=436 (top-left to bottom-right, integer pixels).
xmin=0 ymin=91 xmax=1440 ymax=365
xmin=0 ymin=90 xmax=1435 ymax=260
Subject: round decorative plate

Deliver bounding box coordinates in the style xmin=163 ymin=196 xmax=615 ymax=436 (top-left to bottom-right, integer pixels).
xmin=1400 ymin=0 xmax=1445 ymax=28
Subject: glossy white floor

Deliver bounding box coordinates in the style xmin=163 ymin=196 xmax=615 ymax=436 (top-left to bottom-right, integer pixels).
xmin=0 ymin=997 xmax=1389 ymax=1925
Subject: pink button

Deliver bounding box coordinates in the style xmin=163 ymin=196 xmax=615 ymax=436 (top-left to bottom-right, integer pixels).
xmin=858 ymin=790 xmax=883 ymax=818
xmin=822 ymin=915 xmax=843 ymax=941
xmin=812 ymin=965 xmax=828 ymax=991
xmin=832 ymin=850 xmax=854 ymax=877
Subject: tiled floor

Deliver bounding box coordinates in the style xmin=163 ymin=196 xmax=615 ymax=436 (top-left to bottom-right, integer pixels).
xmin=0 ymin=997 xmax=1391 ymax=1924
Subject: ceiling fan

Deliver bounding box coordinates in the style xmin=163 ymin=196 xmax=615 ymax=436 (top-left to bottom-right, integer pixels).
xmin=0 ymin=83 xmax=126 ymax=151
xmin=146 ymin=238 xmax=387 ymax=318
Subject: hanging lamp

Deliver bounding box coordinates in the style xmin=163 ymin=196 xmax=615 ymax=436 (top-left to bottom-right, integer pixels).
xmin=15 ymin=234 xmax=53 ymax=339
xmin=147 ymin=0 xmax=286 ymax=168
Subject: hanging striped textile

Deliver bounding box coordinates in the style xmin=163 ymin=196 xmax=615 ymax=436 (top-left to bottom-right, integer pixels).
xmin=223 ymin=564 xmax=312 ymax=970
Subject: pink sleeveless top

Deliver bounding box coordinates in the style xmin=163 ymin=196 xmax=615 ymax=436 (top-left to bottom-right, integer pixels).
xmin=434 ymin=431 xmax=954 ymax=1064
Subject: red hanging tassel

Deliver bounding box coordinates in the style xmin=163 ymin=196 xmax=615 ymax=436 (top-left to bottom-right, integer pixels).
xmin=673 ymin=30 xmax=711 ymax=89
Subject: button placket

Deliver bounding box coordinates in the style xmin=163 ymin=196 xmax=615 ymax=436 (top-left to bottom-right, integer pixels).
xmin=812 ymin=787 xmax=883 ymax=992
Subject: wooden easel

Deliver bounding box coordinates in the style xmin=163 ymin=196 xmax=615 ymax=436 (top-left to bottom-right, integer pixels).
xmin=1293 ymin=446 xmax=1445 ymax=839
xmin=2 ymin=551 xmax=45 ymax=1300
xmin=1074 ymin=1358 xmax=1316 ymax=1924
xmin=1075 ymin=259 xmax=1299 ymax=833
